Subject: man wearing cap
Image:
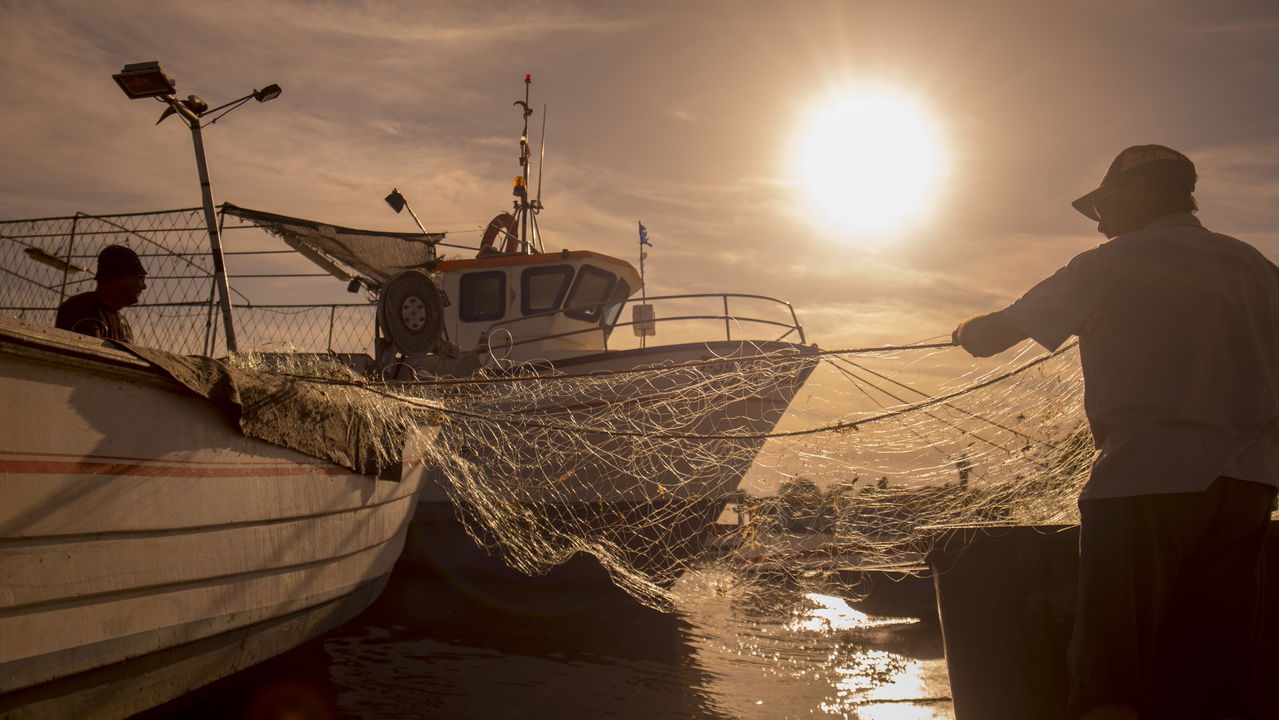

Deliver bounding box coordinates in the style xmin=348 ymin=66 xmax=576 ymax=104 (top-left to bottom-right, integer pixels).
xmin=954 ymin=145 xmax=1279 ymax=719
xmin=55 ymin=244 xmax=147 ymax=343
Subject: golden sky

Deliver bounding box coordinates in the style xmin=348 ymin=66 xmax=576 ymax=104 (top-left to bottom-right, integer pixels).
xmin=4 ymin=0 xmax=1279 ymax=352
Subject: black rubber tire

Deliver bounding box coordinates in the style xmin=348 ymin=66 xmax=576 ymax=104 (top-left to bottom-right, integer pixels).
xmin=378 ymin=270 xmax=445 ymax=354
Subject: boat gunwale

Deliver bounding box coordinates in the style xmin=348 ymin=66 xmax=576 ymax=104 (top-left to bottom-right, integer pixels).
xmin=0 ymin=317 xmax=170 ymax=384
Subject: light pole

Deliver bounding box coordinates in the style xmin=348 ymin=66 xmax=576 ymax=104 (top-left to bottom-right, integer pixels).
xmin=112 ymin=61 xmax=281 ymax=353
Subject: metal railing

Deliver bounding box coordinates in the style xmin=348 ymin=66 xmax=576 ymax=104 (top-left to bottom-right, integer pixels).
xmin=478 ymin=292 xmax=806 ymax=356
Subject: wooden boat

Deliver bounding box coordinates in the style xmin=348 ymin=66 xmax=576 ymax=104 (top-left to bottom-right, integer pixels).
xmin=0 ymin=316 xmax=428 ymax=719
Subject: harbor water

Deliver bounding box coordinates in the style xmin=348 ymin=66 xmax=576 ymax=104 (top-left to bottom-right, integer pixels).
xmin=145 ymin=563 xmax=953 ymax=720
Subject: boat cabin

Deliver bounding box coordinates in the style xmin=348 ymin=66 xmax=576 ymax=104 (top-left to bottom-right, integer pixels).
xmin=434 ymin=250 xmax=641 ymax=364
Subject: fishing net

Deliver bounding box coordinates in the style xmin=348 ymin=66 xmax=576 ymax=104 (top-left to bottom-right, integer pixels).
xmin=1 ymin=208 xmax=1091 ymax=612
xmin=374 ymin=341 xmax=1088 ymax=609
xmin=217 ymin=337 xmax=1087 ymax=610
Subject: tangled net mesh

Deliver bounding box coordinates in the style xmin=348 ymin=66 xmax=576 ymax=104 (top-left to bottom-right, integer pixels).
xmin=3 ymin=208 xmax=1093 ymax=612
xmin=241 ymin=341 xmax=1090 ymax=611
xmin=449 ymin=344 xmax=1084 ymax=610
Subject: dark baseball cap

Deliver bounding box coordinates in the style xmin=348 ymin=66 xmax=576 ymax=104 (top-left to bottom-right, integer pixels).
xmin=96 ymin=244 xmax=147 ymax=280
xmin=1072 ymin=144 xmax=1197 ymax=221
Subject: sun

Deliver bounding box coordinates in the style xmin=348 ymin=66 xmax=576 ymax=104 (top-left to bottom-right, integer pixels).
xmin=791 ymin=87 xmax=948 ymax=239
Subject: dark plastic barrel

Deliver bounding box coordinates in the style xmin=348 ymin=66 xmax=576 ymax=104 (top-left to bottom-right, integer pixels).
xmin=927 ymin=525 xmax=1078 ymax=719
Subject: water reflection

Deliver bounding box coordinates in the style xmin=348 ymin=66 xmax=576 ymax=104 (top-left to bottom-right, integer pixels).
xmin=670 ymin=570 xmax=952 ymax=719
xmin=787 ymin=592 xmax=916 ymax=632
xmin=324 ymin=566 xmax=725 ymax=719
xmin=150 ymin=564 xmax=952 ymax=719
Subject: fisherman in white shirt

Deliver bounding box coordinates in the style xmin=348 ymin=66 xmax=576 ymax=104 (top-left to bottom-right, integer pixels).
xmin=954 ymin=145 xmax=1279 ymax=720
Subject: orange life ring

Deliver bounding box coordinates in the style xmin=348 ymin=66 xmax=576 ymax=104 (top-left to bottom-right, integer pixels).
xmin=478 ymin=212 xmax=519 ymax=256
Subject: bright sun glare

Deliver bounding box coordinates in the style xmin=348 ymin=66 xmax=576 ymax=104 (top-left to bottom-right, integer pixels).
xmin=792 ymin=87 xmax=948 ymax=240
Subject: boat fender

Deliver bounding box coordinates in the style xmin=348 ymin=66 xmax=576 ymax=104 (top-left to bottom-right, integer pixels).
xmin=377 ymin=270 xmax=445 ymax=354
xmin=478 ymin=212 xmax=519 ymax=257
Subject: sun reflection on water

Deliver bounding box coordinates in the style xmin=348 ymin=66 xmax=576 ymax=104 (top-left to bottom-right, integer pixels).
xmin=673 ymin=578 xmax=952 ymax=719
xmin=786 ymin=592 xmax=918 ymax=633
xmin=822 ymin=647 xmax=949 ymax=719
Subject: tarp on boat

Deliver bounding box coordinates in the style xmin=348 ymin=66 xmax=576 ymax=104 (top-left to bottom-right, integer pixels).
xmin=122 ymin=342 xmax=426 ymax=478
xmin=222 ymin=203 xmax=444 ymax=285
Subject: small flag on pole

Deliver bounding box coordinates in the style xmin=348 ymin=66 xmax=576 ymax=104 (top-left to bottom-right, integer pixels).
xmin=639 ymin=222 xmax=652 ymax=247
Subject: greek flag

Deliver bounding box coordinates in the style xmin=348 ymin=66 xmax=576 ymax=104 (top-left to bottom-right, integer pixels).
xmin=639 ymin=222 xmax=652 ymax=247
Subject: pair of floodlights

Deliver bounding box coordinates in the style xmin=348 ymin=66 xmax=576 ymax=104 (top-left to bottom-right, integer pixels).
xmin=112 ymin=61 xmax=281 ymax=123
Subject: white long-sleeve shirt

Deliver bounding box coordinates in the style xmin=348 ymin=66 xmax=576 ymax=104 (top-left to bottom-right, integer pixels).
xmin=1004 ymin=213 xmax=1279 ymax=499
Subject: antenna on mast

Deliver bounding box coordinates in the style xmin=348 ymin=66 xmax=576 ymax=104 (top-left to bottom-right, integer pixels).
xmin=534 ymin=104 xmax=547 ymax=209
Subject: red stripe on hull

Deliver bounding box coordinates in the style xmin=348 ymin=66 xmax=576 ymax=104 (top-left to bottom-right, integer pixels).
xmin=0 ymin=449 xmax=316 ymax=466
xmin=0 ymin=458 xmax=352 ymax=478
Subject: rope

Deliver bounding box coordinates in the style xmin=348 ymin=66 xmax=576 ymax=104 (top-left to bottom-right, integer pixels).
xmin=262 ymin=340 xmax=959 ymax=389
xmin=360 ymin=342 xmax=1077 ymax=441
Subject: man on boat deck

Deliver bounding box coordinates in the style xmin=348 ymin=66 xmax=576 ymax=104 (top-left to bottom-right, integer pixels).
xmin=55 ymin=244 xmax=147 ymax=343
xmin=953 ymin=145 xmax=1279 ymax=720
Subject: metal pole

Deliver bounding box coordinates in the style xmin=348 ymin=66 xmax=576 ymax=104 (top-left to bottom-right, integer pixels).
xmin=639 ymin=223 xmax=647 ymax=349
xmin=400 ymin=199 xmax=430 ymax=237
xmin=60 ymin=214 xmax=79 ymax=304
xmin=202 ymin=280 xmax=217 ymax=356
xmin=723 ymin=295 xmax=732 ymax=341
xmin=327 ymin=305 xmax=336 ymax=352
xmin=186 ymin=118 xmax=238 ymax=352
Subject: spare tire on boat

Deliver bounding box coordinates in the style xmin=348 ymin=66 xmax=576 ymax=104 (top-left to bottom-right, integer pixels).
xmin=378 ymin=269 xmax=445 ymax=355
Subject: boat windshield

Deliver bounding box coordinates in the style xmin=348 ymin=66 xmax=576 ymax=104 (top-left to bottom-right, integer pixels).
xmin=563 ymin=265 xmax=617 ymax=323
xmin=520 ymin=265 xmax=572 ymax=316
xmin=601 ymin=279 xmax=631 ymax=329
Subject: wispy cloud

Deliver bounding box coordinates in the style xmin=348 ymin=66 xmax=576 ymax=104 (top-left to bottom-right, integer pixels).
xmin=1190 ymin=140 xmax=1279 ymax=243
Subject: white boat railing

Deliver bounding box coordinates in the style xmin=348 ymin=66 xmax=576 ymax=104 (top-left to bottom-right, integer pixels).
xmin=478 ymin=292 xmax=807 ymax=356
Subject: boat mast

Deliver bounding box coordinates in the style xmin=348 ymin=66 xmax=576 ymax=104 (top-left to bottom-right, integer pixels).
xmin=513 ymin=74 xmax=544 ymax=254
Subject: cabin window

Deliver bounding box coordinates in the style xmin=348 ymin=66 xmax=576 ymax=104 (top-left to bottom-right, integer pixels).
xmin=458 ymin=271 xmax=506 ymax=322
xmin=564 ymin=265 xmax=617 ymax=322
xmin=601 ymin=279 xmax=631 ymax=328
xmin=520 ymin=265 xmax=573 ymax=316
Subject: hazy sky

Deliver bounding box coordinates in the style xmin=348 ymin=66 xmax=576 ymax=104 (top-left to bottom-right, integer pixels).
xmin=4 ymin=0 xmax=1279 ymax=351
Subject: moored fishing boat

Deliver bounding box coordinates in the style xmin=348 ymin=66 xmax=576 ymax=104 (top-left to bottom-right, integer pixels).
xmin=0 ymin=316 xmax=431 ymax=719
xmin=216 ymin=196 xmax=818 ymax=590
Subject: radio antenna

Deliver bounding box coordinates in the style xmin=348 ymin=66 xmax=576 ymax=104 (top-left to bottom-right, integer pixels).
xmin=535 ymin=105 xmax=547 ymax=208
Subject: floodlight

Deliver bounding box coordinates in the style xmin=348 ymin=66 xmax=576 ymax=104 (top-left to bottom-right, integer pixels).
xmin=112 ymin=61 xmax=176 ymax=99
xmin=253 ymin=84 xmax=282 ymax=103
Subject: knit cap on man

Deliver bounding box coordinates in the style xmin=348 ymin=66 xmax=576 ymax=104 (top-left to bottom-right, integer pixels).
xmin=95 ymin=245 xmax=147 ymax=280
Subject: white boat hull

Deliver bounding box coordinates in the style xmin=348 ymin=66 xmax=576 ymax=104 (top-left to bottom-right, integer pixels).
xmin=0 ymin=318 xmax=426 ymax=719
